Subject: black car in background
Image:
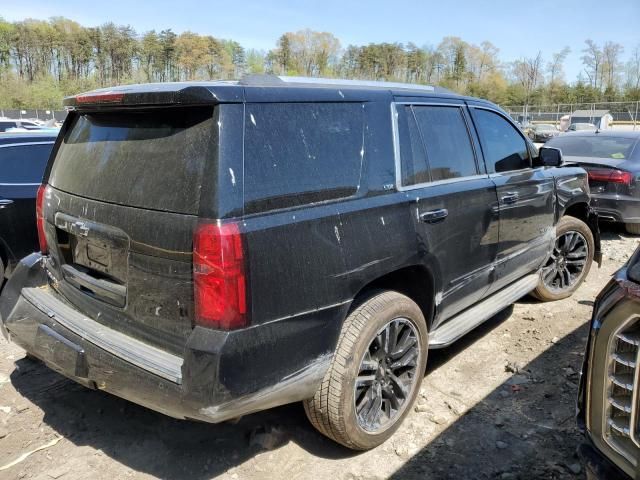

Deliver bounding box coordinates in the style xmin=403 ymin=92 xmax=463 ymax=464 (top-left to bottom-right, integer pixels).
xmin=527 ymin=123 xmax=560 ymax=143
xmin=0 ymin=132 xmax=57 ymax=281
xmin=546 ymin=131 xmax=640 ymax=234
xmin=578 ymin=245 xmax=640 ymax=479
xmin=0 ymin=119 xmax=43 ymax=132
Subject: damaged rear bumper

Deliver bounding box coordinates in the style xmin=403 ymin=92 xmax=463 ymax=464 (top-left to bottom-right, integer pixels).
xmin=0 ymin=254 xmax=335 ymax=423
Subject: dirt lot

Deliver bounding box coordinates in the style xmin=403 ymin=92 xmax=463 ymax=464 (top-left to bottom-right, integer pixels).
xmin=0 ymin=224 xmax=637 ymax=480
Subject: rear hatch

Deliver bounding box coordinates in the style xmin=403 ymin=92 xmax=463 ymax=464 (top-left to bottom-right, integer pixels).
xmin=42 ymin=106 xmax=215 ymax=354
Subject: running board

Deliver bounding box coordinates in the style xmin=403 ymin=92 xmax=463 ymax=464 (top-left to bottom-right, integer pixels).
xmin=429 ymin=273 xmax=539 ymax=348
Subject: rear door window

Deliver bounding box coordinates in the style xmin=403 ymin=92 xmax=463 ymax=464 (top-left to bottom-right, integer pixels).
xmin=49 ymin=107 xmax=214 ymax=214
xmin=412 ymin=105 xmax=477 ymax=181
xmin=0 ymin=143 xmax=52 ymax=183
xmin=397 ymin=104 xmax=478 ymax=186
xmin=243 ymin=103 xmax=364 ymax=214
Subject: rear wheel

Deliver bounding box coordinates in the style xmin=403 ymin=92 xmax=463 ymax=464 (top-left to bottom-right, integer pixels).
xmin=304 ymin=291 xmax=428 ymax=450
xmin=625 ymin=223 xmax=640 ymax=235
xmin=0 ymin=256 xmax=4 ymax=284
xmin=532 ymin=216 xmax=594 ymax=301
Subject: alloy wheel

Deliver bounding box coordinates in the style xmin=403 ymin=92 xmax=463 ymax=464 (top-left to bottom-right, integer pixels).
xmin=354 ymin=318 xmax=420 ymax=433
xmin=541 ymin=230 xmax=589 ymax=293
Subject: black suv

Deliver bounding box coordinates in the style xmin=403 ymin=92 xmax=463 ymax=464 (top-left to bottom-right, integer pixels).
xmin=0 ymin=77 xmax=601 ymax=450
xmin=0 ymin=132 xmax=57 ymax=281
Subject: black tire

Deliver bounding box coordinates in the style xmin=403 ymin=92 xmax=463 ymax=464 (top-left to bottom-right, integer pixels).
xmin=532 ymin=216 xmax=594 ymax=302
xmin=625 ymin=223 xmax=640 ymax=235
xmin=0 ymin=256 xmax=4 ymax=282
xmin=304 ymin=290 xmax=428 ymax=450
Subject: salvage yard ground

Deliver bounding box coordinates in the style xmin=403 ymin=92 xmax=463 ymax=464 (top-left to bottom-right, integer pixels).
xmin=0 ymin=225 xmax=637 ymax=480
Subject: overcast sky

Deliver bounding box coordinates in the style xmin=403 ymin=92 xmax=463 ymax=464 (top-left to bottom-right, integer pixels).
xmin=3 ymin=0 xmax=639 ymax=82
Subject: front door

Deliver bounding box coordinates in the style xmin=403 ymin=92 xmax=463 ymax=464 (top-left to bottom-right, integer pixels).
xmin=469 ymin=107 xmax=555 ymax=292
xmin=395 ymin=102 xmax=500 ymax=325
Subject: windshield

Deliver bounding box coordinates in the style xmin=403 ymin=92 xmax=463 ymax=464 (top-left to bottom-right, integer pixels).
xmin=547 ymin=136 xmax=637 ymax=160
xmin=49 ymin=107 xmax=214 ymax=214
xmin=537 ymin=124 xmax=555 ymax=130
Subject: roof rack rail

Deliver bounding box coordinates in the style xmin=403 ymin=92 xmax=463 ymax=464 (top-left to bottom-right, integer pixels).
xmin=278 ymin=76 xmax=437 ymax=92
xmin=238 ymin=74 xmax=450 ymax=93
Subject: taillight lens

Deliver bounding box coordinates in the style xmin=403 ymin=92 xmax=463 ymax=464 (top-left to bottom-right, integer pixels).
xmin=75 ymin=91 xmax=124 ymax=104
xmin=36 ymin=184 xmax=48 ymax=254
xmin=193 ymin=221 xmax=247 ymax=330
xmin=587 ymin=168 xmax=633 ymax=185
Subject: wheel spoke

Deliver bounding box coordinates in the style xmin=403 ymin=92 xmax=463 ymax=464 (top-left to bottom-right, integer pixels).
xmin=363 ymin=384 xmax=383 ymax=426
xmin=356 ymin=384 xmax=375 ymax=414
xmin=388 ymin=372 xmax=410 ymax=399
xmin=542 ymin=265 xmax=557 ymax=283
xmin=390 ymin=347 xmax=418 ymax=370
xmin=356 ymin=374 xmax=376 ymax=388
xmin=391 ymin=328 xmax=416 ymax=359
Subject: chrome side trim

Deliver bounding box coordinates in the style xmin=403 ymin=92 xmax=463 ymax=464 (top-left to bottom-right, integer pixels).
xmin=0 ymin=141 xmax=55 ymax=148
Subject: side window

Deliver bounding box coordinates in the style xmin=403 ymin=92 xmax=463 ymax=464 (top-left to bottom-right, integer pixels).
xmin=473 ymin=109 xmax=530 ymax=173
xmin=398 ymin=106 xmax=430 ymax=186
xmin=0 ymin=122 xmax=17 ymax=132
xmin=244 ymin=103 xmax=363 ymax=214
xmin=412 ymin=105 xmax=477 ymax=181
xmin=0 ymin=144 xmax=52 ymax=183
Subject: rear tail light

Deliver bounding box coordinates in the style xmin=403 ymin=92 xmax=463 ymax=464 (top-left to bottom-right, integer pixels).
xmin=193 ymin=221 xmax=247 ymax=330
xmin=36 ymin=184 xmax=48 ymax=254
xmin=587 ymin=168 xmax=633 ymax=185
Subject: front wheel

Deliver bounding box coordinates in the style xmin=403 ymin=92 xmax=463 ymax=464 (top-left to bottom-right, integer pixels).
xmin=304 ymin=290 xmax=428 ymax=450
xmin=532 ymin=216 xmax=594 ymax=302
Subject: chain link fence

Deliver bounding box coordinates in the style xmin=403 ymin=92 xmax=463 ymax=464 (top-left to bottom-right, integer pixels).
xmin=503 ymin=101 xmax=640 ymax=130
xmin=0 ymin=108 xmax=68 ymax=121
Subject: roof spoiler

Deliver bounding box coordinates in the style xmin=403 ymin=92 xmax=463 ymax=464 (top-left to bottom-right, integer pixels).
xmin=63 ymin=83 xmax=239 ymax=109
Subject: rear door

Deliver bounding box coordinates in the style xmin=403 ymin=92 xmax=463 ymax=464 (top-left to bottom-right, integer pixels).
xmin=43 ymin=106 xmax=216 ymax=354
xmin=395 ymin=102 xmax=499 ymax=323
xmin=469 ymin=106 xmax=555 ymax=292
xmin=0 ymin=141 xmax=53 ymax=264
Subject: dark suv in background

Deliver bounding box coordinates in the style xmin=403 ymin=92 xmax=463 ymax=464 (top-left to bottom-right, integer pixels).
xmin=0 ymin=76 xmax=600 ymax=449
xmin=0 ymin=132 xmax=57 ymax=281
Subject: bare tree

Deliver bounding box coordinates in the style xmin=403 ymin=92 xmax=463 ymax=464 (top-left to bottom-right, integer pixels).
xmin=602 ymin=41 xmax=624 ymax=91
xmin=512 ymin=51 xmax=543 ymax=106
xmin=547 ymin=47 xmax=570 ymax=85
xmin=626 ymin=44 xmax=640 ymax=91
xmin=582 ymin=39 xmax=603 ymax=90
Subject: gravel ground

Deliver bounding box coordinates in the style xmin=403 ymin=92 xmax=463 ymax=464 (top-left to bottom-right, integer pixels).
xmin=0 ymin=224 xmax=637 ymax=480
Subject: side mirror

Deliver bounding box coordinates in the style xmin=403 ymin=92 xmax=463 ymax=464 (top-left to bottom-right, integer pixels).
xmin=539 ymin=147 xmax=563 ymax=167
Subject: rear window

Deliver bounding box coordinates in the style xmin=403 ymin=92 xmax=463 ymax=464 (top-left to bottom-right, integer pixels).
xmin=49 ymin=107 xmax=214 ymax=214
xmin=0 ymin=143 xmax=52 ymax=183
xmin=243 ymin=103 xmax=364 ymax=214
xmin=547 ymin=136 xmax=637 ymax=160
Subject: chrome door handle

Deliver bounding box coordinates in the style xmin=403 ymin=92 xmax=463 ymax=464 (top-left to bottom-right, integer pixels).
xmin=420 ymin=208 xmax=448 ymax=224
xmin=501 ymin=192 xmax=519 ymax=204
xmin=0 ymin=199 xmax=13 ymax=209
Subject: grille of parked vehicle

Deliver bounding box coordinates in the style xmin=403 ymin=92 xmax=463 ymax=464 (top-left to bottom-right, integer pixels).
xmin=606 ymin=318 xmax=640 ymax=463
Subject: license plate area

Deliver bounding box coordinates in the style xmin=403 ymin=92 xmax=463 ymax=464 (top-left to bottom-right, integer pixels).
xmin=35 ymin=324 xmax=88 ymax=379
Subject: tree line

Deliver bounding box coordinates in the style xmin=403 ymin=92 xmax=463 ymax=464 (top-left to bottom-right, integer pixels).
xmin=0 ymin=17 xmax=638 ymax=109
